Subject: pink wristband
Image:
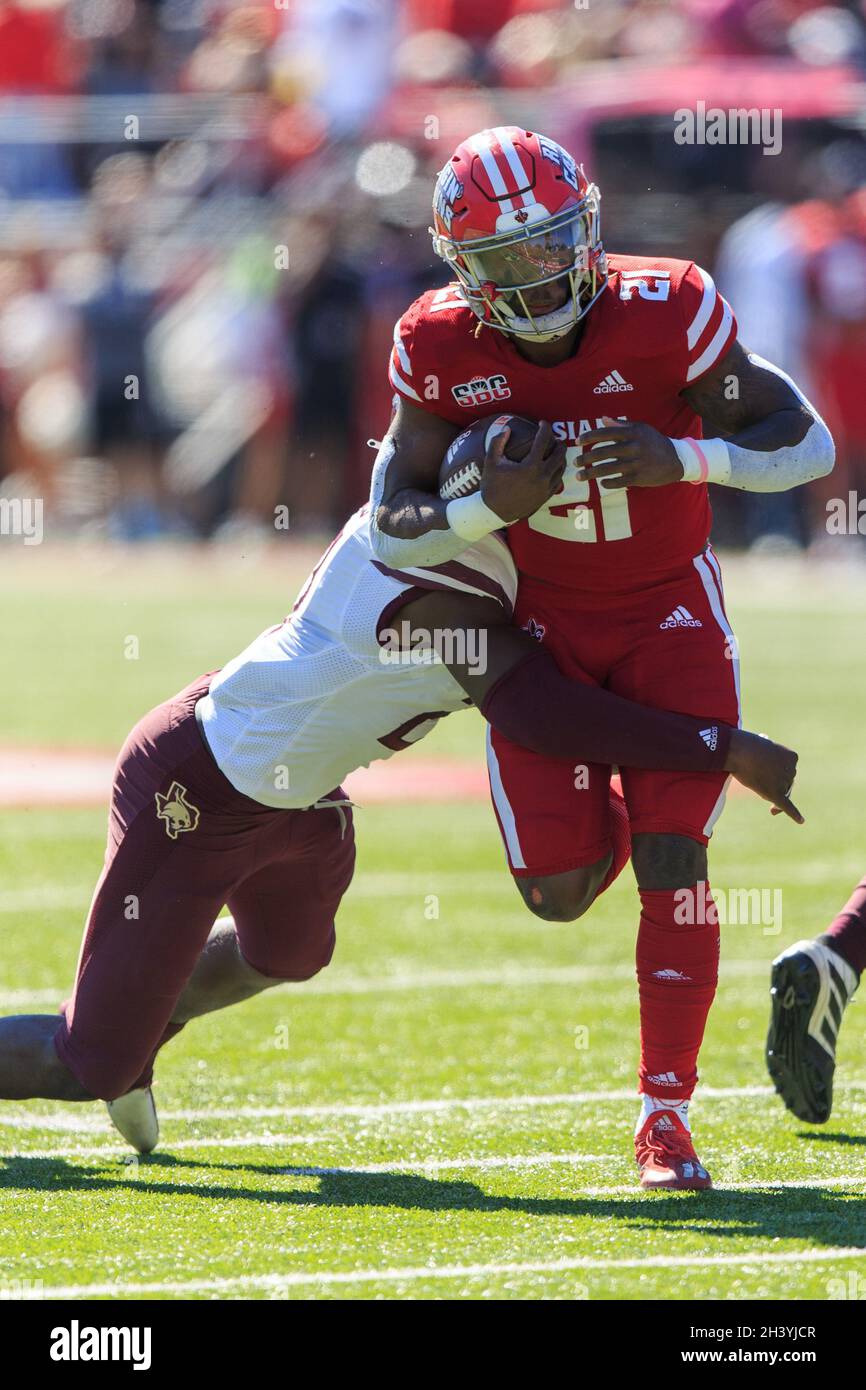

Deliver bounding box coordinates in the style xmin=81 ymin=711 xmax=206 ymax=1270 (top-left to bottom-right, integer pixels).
xmin=679 ymin=437 xmax=710 ymax=484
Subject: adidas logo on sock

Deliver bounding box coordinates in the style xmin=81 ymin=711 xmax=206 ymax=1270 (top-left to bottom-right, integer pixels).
xmin=652 ymin=969 xmax=690 ymax=981
xmin=646 ymin=1071 xmax=682 ymax=1087
xmin=660 ymin=606 xmax=703 ymax=630
xmin=653 ymin=1112 xmax=677 ymax=1130
xmin=593 ymin=369 xmax=634 ymax=393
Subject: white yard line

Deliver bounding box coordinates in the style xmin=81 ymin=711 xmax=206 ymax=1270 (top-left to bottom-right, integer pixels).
xmin=23 ymin=1245 xmax=866 ymax=1300
xmin=0 ymin=956 xmax=779 ymax=1010
xmin=8 ymin=1079 xmax=866 ymax=1133
xmin=5 ymin=1133 xmax=332 ymax=1159
xmin=1 ymin=858 xmax=860 ymax=914
xmin=0 ymin=874 xmax=511 ymax=912
xmin=0 ymin=989 xmax=61 ymax=1007
xmin=5 ymin=1137 xmax=865 ymax=1186
xmin=281 ymin=1151 xmax=605 ymax=1175
xmin=0 ymin=1083 xmax=784 ymax=1133
xmin=4 ymin=1145 xmax=606 ymax=1170
xmin=12 ymin=1145 xmax=862 ymax=1190
xmin=160 ymin=1083 xmax=782 ymax=1121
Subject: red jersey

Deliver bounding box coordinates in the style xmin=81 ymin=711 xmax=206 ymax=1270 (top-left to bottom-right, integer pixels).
xmin=388 ymin=255 xmax=737 ymax=595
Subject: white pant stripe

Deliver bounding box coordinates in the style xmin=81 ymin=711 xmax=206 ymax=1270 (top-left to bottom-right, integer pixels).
xmin=693 ymin=549 xmax=741 ymax=725
xmin=486 ymin=726 xmax=526 ymax=871
xmin=692 ymin=548 xmax=741 ymax=837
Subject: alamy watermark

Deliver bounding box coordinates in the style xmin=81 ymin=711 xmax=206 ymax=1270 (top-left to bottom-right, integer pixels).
xmin=0 ymin=497 xmax=43 ymax=545
xmin=674 ymin=881 xmax=783 ymax=936
xmin=826 ymin=492 xmax=866 ymax=535
xmin=379 ymin=621 xmax=488 ymax=675
xmin=674 ymin=102 xmax=782 ymax=156
xmin=50 ymin=1321 xmax=151 ymax=1369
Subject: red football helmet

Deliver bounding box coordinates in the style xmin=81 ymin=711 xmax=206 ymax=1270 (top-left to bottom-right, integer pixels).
xmin=430 ymin=126 xmax=607 ymax=342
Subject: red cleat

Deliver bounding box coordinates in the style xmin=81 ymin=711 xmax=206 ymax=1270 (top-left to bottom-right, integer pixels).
xmin=635 ymin=1109 xmax=712 ymax=1191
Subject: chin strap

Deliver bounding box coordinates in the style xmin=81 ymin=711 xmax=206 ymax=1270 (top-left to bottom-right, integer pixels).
xmin=480 ymin=280 xmax=499 ymax=321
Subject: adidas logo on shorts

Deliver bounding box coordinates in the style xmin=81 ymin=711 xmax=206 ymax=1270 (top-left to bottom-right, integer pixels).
xmin=659 ymin=606 xmax=702 ymax=630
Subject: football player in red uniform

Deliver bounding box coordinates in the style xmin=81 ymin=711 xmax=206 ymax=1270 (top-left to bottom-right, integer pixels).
xmin=370 ymin=126 xmax=835 ymax=1190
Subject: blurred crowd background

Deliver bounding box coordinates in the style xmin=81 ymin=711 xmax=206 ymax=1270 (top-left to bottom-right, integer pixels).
xmin=2 ymin=0 xmax=866 ymax=551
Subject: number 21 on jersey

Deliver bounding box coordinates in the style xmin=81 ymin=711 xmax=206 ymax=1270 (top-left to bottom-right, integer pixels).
xmin=528 ymin=444 xmax=633 ymax=543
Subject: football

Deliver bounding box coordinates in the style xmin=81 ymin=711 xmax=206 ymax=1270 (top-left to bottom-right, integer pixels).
xmin=438 ymin=413 xmax=540 ymax=500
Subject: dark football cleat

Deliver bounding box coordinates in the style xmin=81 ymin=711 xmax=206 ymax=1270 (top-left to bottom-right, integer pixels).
xmin=767 ymin=939 xmax=858 ymax=1125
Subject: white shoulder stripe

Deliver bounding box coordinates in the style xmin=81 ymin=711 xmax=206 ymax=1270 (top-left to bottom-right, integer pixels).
xmin=392 ymin=320 xmax=412 ymax=376
xmin=686 ymin=298 xmax=734 ymax=382
xmin=686 ymin=267 xmax=718 ymax=350
xmin=389 ymin=355 xmax=422 ymax=402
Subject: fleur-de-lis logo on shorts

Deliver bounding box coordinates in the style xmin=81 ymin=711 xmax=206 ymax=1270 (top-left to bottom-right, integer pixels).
xmin=155 ymin=781 xmax=200 ymax=840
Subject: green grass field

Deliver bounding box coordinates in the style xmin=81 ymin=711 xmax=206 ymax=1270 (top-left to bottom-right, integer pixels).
xmin=1 ymin=545 xmax=866 ymax=1301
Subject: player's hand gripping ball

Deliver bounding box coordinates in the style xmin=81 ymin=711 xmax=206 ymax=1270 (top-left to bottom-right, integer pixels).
xmin=439 ymin=415 xmax=567 ymax=524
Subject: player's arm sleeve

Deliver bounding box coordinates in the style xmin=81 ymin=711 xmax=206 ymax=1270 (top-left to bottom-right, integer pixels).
xmin=369 ymin=431 xmax=490 ymax=569
xmin=478 ymin=647 xmax=733 ymax=772
xmin=347 ymin=530 xmax=519 ymax=669
xmin=396 ymin=582 xmax=733 ymax=773
xmin=369 ymin=313 xmax=506 ymax=568
xmin=674 ymin=265 xmax=835 ymax=490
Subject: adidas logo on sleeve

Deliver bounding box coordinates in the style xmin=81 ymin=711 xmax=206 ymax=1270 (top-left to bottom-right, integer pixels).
xmin=659 ymin=606 xmax=702 ymax=630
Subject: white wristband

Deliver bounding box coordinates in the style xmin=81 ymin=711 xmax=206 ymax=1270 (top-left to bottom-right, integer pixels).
xmin=445 ymin=492 xmax=507 ymax=542
xmin=671 ymin=436 xmax=731 ymax=486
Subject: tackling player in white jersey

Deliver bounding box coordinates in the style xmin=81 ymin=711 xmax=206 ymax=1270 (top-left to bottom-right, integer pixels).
xmin=0 ymin=488 xmax=799 ymax=1156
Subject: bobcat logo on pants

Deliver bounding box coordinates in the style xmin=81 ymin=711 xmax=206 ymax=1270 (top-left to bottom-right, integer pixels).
xmin=155 ymin=782 xmax=200 ymax=840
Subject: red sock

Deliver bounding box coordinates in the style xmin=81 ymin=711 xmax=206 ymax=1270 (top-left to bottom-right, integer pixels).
xmin=820 ymin=876 xmax=866 ymax=977
xmin=594 ymin=782 xmax=632 ymax=899
xmin=636 ymin=883 xmax=720 ymax=1102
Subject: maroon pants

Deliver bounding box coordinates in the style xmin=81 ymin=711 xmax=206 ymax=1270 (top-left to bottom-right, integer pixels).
xmin=54 ymin=674 xmax=355 ymax=1101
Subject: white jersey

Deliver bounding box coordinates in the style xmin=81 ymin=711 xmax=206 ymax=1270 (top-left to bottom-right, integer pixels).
xmin=197 ymin=507 xmax=517 ymax=808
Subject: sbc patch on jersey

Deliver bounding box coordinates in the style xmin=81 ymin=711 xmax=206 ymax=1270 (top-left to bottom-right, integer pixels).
xmin=451 ymin=374 xmax=511 ymax=408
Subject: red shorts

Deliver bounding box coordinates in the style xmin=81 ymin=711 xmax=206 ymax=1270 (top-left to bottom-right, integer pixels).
xmin=54 ymin=673 xmax=355 ymax=1101
xmin=487 ymin=546 xmax=741 ymax=877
